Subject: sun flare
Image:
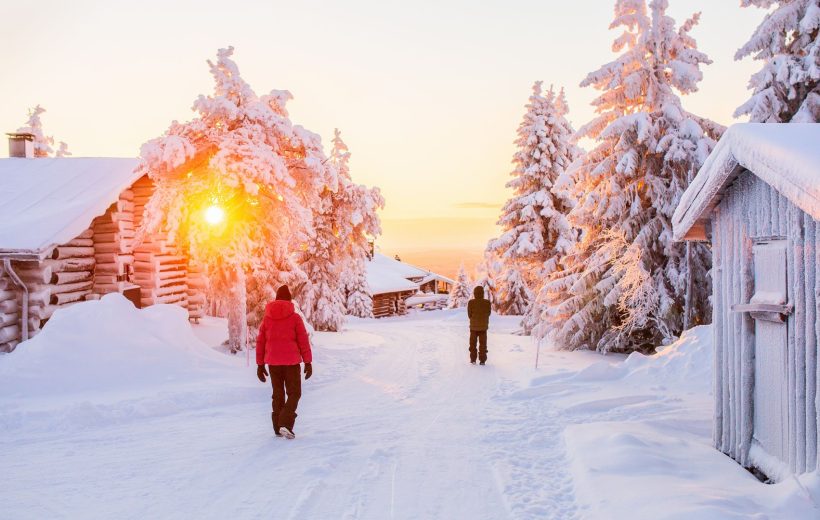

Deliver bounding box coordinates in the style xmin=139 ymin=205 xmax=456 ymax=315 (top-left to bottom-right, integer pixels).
xmin=204 ymin=204 xmax=225 ymax=225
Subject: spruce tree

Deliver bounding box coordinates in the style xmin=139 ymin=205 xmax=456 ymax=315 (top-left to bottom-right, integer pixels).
xmin=735 ymin=0 xmax=820 ymax=122
xmin=543 ymin=0 xmax=723 ymax=353
xmin=17 ymin=105 xmax=70 ymax=157
xmin=474 ymin=251 xmax=503 ymax=312
xmin=496 ymin=266 xmax=533 ymax=316
xmin=328 ymin=130 xmax=384 ymax=320
xmin=448 ymin=265 xmax=472 ymax=309
xmin=488 ymin=82 xmax=578 ymax=329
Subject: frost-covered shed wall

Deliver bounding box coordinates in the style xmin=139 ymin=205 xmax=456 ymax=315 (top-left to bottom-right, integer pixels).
xmin=672 ymin=123 xmax=820 ymax=480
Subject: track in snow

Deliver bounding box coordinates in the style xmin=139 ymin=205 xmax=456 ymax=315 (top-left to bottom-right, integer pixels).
xmin=1 ymin=311 xmax=588 ymax=520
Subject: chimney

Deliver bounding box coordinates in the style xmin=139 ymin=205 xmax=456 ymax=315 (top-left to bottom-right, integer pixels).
xmin=7 ymin=132 xmax=34 ymax=158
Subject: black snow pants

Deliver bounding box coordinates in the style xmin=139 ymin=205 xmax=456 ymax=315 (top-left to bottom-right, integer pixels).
xmin=269 ymin=364 xmax=302 ymax=432
xmin=469 ymin=330 xmax=488 ymax=363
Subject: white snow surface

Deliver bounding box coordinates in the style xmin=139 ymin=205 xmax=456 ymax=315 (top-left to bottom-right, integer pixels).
xmin=0 ymin=157 xmax=141 ymax=257
xmin=673 ymin=123 xmax=820 ymax=241
xmin=1 ymin=300 xmax=819 ymax=519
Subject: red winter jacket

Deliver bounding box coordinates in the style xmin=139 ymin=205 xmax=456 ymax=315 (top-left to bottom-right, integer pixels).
xmin=256 ymin=300 xmax=312 ymax=366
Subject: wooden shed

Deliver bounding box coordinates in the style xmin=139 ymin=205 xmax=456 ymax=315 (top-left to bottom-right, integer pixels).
xmin=0 ymin=151 xmax=206 ymax=352
xmin=672 ymin=123 xmax=820 ymax=480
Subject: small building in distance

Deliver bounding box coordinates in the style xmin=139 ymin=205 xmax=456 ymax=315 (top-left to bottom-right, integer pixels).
xmin=0 ymin=135 xmax=206 ymax=352
xmin=365 ymin=253 xmax=454 ymax=317
xmin=672 ymin=123 xmax=820 ymax=481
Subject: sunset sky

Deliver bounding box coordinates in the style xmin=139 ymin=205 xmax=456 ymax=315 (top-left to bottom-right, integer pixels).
xmin=0 ymin=0 xmax=765 ymax=276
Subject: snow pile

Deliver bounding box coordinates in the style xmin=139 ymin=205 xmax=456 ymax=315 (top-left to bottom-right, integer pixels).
xmin=568 ymin=325 xmax=712 ymax=391
xmin=621 ymin=325 xmax=712 ymax=390
xmin=561 ymin=325 xmax=820 ymax=519
xmin=567 ymin=421 xmax=820 ymax=520
xmin=0 ymin=294 xmax=236 ymax=399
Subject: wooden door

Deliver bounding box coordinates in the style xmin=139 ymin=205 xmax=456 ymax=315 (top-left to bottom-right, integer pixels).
xmin=750 ymin=240 xmax=789 ymax=463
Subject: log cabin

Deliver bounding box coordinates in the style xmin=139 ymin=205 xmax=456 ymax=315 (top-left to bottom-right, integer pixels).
xmin=672 ymin=123 xmax=820 ymax=481
xmin=365 ymin=253 xmax=453 ymax=317
xmin=0 ymin=134 xmax=206 ymax=353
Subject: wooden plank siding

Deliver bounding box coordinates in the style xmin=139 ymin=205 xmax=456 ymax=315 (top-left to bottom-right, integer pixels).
xmin=712 ymin=171 xmax=820 ymax=476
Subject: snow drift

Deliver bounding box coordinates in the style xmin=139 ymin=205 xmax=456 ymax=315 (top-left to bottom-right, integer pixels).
xmin=0 ymin=294 xmax=237 ymax=398
xmin=562 ymin=325 xmax=820 ymax=519
xmin=0 ymin=294 xmax=255 ymax=433
xmin=566 ymin=325 xmax=712 ymax=391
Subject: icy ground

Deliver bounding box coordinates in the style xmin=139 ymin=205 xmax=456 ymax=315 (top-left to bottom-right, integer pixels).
xmin=1 ymin=295 xmax=818 ymax=519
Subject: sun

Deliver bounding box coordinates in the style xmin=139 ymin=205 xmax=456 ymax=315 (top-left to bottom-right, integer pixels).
xmin=204 ymin=204 xmax=226 ymax=225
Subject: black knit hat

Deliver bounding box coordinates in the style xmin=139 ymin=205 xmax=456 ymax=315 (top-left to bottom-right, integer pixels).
xmin=275 ymin=285 xmax=292 ymax=301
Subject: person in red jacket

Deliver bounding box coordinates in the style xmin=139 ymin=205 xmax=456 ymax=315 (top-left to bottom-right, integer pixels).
xmin=256 ymin=285 xmax=312 ymax=439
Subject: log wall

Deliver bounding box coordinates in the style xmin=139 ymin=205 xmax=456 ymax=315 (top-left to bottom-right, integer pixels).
xmin=0 ymin=271 xmax=19 ymax=353
xmin=1 ymin=175 xmax=208 ymax=353
xmin=372 ymin=291 xmax=413 ymax=318
xmin=712 ymin=171 xmax=819 ymax=478
xmin=131 ymin=176 xmax=189 ymax=309
xmin=91 ymin=188 xmax=135 ymax=293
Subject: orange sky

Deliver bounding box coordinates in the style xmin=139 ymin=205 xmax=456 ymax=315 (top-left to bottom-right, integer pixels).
xmin=0 ymin=1 xmax=765 ymax=275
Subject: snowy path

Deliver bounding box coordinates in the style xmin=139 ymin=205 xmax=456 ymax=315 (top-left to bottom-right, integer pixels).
xmin=1 ymin=311 xmax=591 ymax=519
xmin=5 ymin=308 xmax=814 ymax=519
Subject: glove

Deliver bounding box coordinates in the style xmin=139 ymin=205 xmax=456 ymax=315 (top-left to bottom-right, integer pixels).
xmin=304 ymin=363 xmax=312 ymax=380
xmin=257 ymin=365 xmax=268 ymax=383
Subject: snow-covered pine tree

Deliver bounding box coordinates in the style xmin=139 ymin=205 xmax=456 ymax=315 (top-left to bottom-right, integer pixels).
xmin=138 ymin=47 xmax=330 ymax=351
xmin=542 ymin=0 xmax=723 ymax=353
xmin=17 ymin=105 xmax=70 ymax=157
xmin=55 ymin=142 xmax=71 ymax=157
xmin=328 ymin=129 xmax=384 ymax=320
xmin=474 ymin=251 xmax=503 ymax=311
xmin=496 ymin=266 xmax=533 ymax=316
xmin=299 ymin=174 xmax=348 ymax=332
xmin=487 ymin=82 xmax=579 ymax=328
xmin=345 ymin=263 xmax=373 ymax=318
xmin=735 ymin=0 xmax=820 ymax=123
xmin=448 ymin=265 xmax=472 ymax=309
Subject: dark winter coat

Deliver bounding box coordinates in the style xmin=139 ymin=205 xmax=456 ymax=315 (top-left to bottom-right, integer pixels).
xmin=467 ymin=286 xmax=491 ymax=331
xmin=256 ymin=300 xmax=312 ymax=366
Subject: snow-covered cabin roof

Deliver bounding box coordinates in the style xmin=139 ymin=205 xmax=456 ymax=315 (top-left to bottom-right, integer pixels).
xmin=373 ymin=253 xmax=429 ymax=279
xmin=0 ymin=158 xmax=142 ymax=259
xmin=420 ymin=272 xmax=455 ymax=285
xmin=673 ymin=124 xmax=820 ymax=241
xmin=366 ymin=253 xmax=420 ymax=295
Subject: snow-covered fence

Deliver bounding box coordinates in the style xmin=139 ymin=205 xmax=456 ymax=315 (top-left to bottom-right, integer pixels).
xmin=673 ymin=123 xmax=820 ymax=480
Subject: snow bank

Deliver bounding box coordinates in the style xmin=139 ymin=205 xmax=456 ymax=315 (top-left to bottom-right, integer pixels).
xmin=567 ymin=421 xmax=820 ymax=520
xmin=567 ymin=325 xmax=712 ymax=391
xmin=0 ymin=295 xmax=255 ymax=432
xmin=562 ymin=325 xmax=820 ymax=518
xmin=0 ymin=294 xmax=236 ymax=398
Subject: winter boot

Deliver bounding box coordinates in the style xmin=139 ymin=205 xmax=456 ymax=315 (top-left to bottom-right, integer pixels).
xmin=279 ymin=426 xmax=296 ymax=440
xmin=272 ymin=413 xmax=282 ymax=437
xmin=479 ymin=361 xmax=486 ymax=366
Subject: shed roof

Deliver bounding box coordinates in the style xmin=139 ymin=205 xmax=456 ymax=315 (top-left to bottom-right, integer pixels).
xmin=0 ymin=157 xmax=142 ymax=259
xmin=672 ymin=124 xmax=820 ymax=241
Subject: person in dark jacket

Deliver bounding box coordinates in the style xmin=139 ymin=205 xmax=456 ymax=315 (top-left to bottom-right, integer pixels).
xmin=256 ymin=285 xmax=312 ymax=439
xmin=467 ymin=285 xmax=491 ymax=365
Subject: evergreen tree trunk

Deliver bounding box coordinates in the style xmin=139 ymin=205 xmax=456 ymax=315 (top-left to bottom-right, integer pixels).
xmin=226 ymin=266 xmax=248 ymax=353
